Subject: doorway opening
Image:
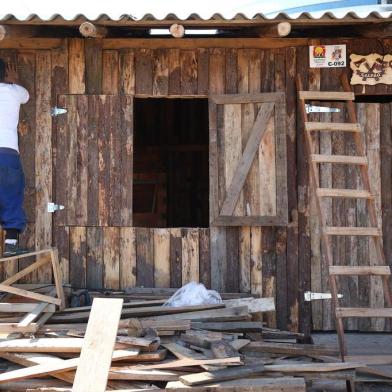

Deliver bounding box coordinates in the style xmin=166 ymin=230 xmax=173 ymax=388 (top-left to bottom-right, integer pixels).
xmin=133 ymin=98 xmax=209 ymax=228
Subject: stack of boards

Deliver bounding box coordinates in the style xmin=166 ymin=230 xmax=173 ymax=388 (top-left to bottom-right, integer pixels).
xmin=0 ymin=289 xmax=391 ymax=391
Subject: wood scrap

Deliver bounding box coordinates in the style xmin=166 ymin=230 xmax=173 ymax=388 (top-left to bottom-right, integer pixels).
xmin=72 ymin=298 xmax=124 ymax=392
xmin=179 ymin=363 xmax=265 ymax=386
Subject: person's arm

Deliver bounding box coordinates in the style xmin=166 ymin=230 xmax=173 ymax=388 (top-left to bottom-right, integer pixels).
xmin=4 ymin=63 xmax=19 ymax=84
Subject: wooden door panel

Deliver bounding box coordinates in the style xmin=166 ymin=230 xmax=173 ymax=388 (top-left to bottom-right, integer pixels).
xmin=54 ymin=94 xmax=133 ymax=227
xmin=209 ymin=93 xmax=287 ymax=226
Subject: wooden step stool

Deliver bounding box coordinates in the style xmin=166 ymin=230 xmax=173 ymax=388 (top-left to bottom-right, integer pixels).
xmin=0 ymin=248 xmax=65 ymax=333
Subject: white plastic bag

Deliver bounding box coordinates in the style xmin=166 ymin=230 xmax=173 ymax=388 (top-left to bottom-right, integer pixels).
xmin=163 ymin=282 xmax=222 ymax=307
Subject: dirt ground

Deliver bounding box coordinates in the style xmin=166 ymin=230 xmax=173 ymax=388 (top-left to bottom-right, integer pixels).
xmin=309 ymin=332 xmax=392 ymax=391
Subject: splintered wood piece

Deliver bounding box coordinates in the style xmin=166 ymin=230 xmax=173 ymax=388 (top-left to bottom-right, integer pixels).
xmin=335 ymin=307 xmax=392 ymax=318
xmin=329 ymin=265 xmax=391 ymax=276
xmin=241 ymin=342 xmax=339 ymax=357
xmin=0 ymin=349 xmax=139 ymax=383
xmin=0 ymin=338 xmax=84 ymax=353
xmin=0 ymin=303 xmax=56 ymax=313
xmin=298 ymin=91 xmax=354 ymax=101
xmin=0 ymin=284 xmax=61 ymax=306
xmin=324 ymin=227 xmax=381 ymax=236
xmin=166 ymin=377 xmax=306 ymax=392
xmin=316 ymin=188 xmax=373 ymax=199
xmin=17 ymin=302 xmax=50 ymax=327
xmin=179 ymin=364 xmax=265 ymax=386
xmin=311 ymin=154 xmax=368 ymax=165
xmin=72 ymin=298 xmax=124 ymax=392
xmin=222 ymin=297 xmax=275 ymax=313
xmin=305 ymin=122 xmax=361 ymax=133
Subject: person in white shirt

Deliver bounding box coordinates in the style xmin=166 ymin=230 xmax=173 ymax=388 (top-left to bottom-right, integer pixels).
xmin=0 ymin=59 xmax=30 ymax=257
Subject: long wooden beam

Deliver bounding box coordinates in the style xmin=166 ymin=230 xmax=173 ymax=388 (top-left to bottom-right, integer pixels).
xmin=257 ymin=22 xmax=291 ymax=37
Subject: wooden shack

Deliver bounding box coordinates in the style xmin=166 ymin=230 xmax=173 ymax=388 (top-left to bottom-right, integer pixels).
xmin=0 ymin=12 xmax=391 ymax=336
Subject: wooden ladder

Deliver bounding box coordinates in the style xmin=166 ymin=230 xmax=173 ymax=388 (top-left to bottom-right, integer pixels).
xmin=297 ymin=74 xmax=392 ymax=361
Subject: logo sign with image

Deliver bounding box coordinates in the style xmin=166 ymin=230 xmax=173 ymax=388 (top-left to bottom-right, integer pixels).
xmin=309 ymin=45 xmax=346 ymax=68
xmin=350 ymin=53 xmax=392 ymax=85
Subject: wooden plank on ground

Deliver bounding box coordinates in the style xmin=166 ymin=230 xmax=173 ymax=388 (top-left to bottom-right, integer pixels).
xmin=223 ymin=297 xmax=275 ymax=313
xmin=72 ymin=298 xmax=123 ymax=392
xmin=179 ymin=364 xmax=265 ymax=386
xmin=0 ymin=338 xmax=84 ymax=353
xmin=166 ymin=377 xmax=306 ymax=392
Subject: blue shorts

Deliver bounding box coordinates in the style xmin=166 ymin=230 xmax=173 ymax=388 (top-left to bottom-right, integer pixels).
xmin=0 ymin=148 xmax=27 ymax=232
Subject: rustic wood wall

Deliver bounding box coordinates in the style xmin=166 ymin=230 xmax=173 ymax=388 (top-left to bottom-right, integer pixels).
xmin=0 ymin=38 xmax=391 ymax=333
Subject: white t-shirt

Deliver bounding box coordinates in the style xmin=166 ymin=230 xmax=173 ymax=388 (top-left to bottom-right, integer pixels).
xmin=0 ymin=83 xmax=29 ymax=152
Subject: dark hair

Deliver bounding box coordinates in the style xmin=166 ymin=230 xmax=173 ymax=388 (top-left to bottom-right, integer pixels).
xmin=0 ymin=59 xmax=5 ymax=82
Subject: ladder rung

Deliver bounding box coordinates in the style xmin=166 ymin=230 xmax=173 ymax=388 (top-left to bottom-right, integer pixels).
xmin=299 ymin=91 xmax=355 ymax=101
xmin=316 ymin=188 xmax=374 ymax=199
xmin=311 ymin=154 xmax=368 ymax=165
xmin=305 ymin=122 xmax=361 ymax=133
xmin=336 ymin=308 xmax=392 ymax=318
xmin=330 ymin=266 xmax=391 ymax=276
xmin=324 ymin=227 xmax=382 ymax=236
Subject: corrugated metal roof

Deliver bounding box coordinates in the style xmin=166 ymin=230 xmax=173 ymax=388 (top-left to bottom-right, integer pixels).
xmin=1 ymin=11 xmax=392 ymax=26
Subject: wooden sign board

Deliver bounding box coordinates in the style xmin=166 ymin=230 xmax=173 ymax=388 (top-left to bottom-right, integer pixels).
xmin=350 ymin=53 xmax=392 ymax=85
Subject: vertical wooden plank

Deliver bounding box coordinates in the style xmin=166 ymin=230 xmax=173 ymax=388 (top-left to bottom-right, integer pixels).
xmin=168 ymin=49 xmax=181 ymax=95
xmin=223 ymin=104 xmax=243 ymax=216
xmin=199 ymin=228 xmax=211 ymax=289
xmin=263 ymin=227 xmax=277 ymax=328
xmin=209 ymin=48 xmax=227 ymax=292
xmin=17 ymin=51 xmax=36 ymax=279
xmin=87 ymin=96 xmax=99 ymax=226
xmin=135 ymin=49 xmax=153 ymax=95
xmin=309 ymin=61 xmax=322 ymax=331
xmin=18 ymin=223 xmax=36 ymax=282
xmin=85 ymin=39 xmax=102 ymax=94
xmin=120 ymin=49 xmax=135 ymax=95
xmin=225 ymin=227 xmax=239 ymax=292
xmin=356 ymin=103 xmax=370 ymax=331
xmin=225 ymin=48 xmax=237 ymax=94
xmin=35 ymin=50 xmax=52 ymax=283
xmin=51 ymin=40 xmax=68 ymax=230
xmin=75 ymin=95 xmax=89 ymax=226
xmin=54 ymin=226 xmax=69 ymax=285
xmin=120 ymin=95 xmax=133 ymax=226
xmin=181 ymin=229 xmax=200 ymax=284
xmin=86 ymin=227 xmax=104 ymax=289
xmin=250 ymin=227 xmax=262 ymax=297
xmin=197 ymin=48 xmax=209 ymax=95
xmin=170 ymin=228 xmax=182 ymax=288
xmin=296 ymin=46 xmax=311 ymax=334
xmin=136 ymin=228 xmax=154 ymax=287
xmin=154 ymin=229 xmax=171 ymax=287
xmin=180 ymin=50 xmax=198 ymax=95
xmin=237 ymin=49 xmax=249 ymax=93
xmin=18 ymin=51 xmax=36 ymax=225
xmin=239 ymin=226 xmax=251 ymax=293
xmin=98 ymin=96 xmax=110 ymax=226
xmin=68 ymin=39 xmax=85 ymax=94
xmin=102 ymin=50 xmax=119 ymax=95
xmin=381 ymin=102 xmax=392 ymax=331
xmin=278 ymin=47 xmax=296 ymax=331
xmin=366 ymin=103 xmax=384 ymax=331
xmin=70 ymin=227 xmax=87 ymax=288
xmin=120 ymin=227 xmax=137 ymax=289
xmin=153 ymin=49 xmax=169 ymax=96
xmin=108 ymin=96 xmax=122 ymax=226
xmin=103 ymin=227 xmax=120 ymax=290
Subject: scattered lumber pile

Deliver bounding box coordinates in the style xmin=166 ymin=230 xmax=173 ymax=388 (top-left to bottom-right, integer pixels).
xmin=0 ymin=288 xmax=391 ymax=391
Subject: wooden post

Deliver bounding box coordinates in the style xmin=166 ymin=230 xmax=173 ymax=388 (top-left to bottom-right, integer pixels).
xmin=79 ymin=22 xmax=108 ymax=38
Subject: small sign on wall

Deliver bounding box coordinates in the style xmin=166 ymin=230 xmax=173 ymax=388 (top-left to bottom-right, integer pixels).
xmin=309 ymin=44 xmax=346 ymax=68
xmin=350 ymin=53 xmax=392 ymax=85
